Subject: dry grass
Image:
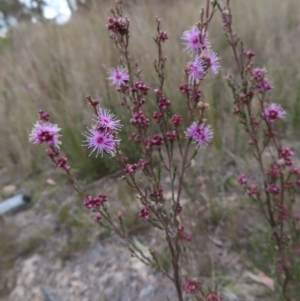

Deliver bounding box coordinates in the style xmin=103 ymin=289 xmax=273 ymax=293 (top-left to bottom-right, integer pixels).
xmin=0 ymin=0 xmax=300 ymax=175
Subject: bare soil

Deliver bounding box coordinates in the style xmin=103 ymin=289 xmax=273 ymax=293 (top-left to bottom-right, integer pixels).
xmin=0 ymin=154 xmax=274 ymax=301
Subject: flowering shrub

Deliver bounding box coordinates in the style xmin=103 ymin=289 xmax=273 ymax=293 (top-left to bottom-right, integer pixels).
xmin=217 ymin=2 xmax=300 ymax=300
xmin=29 ymin=0 xmax=299 ymax=300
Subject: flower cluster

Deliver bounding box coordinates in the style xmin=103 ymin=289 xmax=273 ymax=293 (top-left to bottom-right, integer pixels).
xmin=124 ymin=159 xmax=150 ymax=175
xmin=179 ymin=83 xmax=191 ymax=94
xmin=279 ymin=147 xmax=294 ymax=166
xmin=133 ymin=81 xmax=150 ymax=95
xmin=238 ymin=174 xmax=247 ymax=185
xmin=266 ymin=183 xmax=280 ymax=195
xmin=26 ymin=0 xmax=300 ymax=299
xmin=182 ymin=25 xmax=220 ymax=83
xmin=149 ymin=187 xmax=164 ymax=202
xmin=139 ymin=207 xmax=150 ymax=220
xmin=170 ymin=114 xmax=183 ymax=127
xmin=130 ymin=109 xmax=150 ymax=128
xmin=106 ymin=16 xmax=129 ymax=36
xmin=246 ymin=184 xmax=258 ymax=197
xmin=219 ymin=3 xmax=300 ymax=297
xmin=267 ymin=165 xmax=282 ymax=179
xmin=251 ymin=67 xmax=273 ymax=92
xmin=29 ymin=3 xmax=222 ymax=301
xmin=158 ymin=96 xmax=171 ymax=110
xmin=153 ymin=111 xmax=163 ymax=123
xmin=180 ymin=25 xmax=217 ymax=149
xmin=83 ymin=194 xmax=107 ymax=210
xmin=166 ymin=130 xmax=176 ymax=141
xmin=157 ymin=30 xmax=168 ymax=43
xmin=82 ymin=108 xmax=121 ymax=157
xmin=237 ymin=145 xmax=297 ymax=201
xmin=184 ymin=278 xmax=199 ymax=294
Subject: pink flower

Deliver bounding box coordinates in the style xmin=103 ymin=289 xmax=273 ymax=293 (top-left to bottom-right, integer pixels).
xmin=244 ymin=49 xmax=255 ymax=58
xmin=55 ymin=157 xmax=69 ymax=170
xmin=82 ymin=128 xmax=118 ymax=157
xmin=251 ymin=67 xmax=266 ymax=82
xmin=29 ymin=121 xmax=61 ymax=148
xmin=153 ymin=111 xmax=163 ymax=123
xmin=166 ymin=131 xmax=176 ymax=141
xmin=149 ymin=187 xmax=163 ymax=200
xmin=279 ymin=147 xmax=294 ymax=159
xmin=96 ymin=108 xmax=121 ymax=131
xmin=84 ymin=194 xmax=107 ymax=210
xmin=138 ymin=159 xmax=150 ymax=170
xmin=251 ymin=68 xmax=273 ymax=91
xmin=184 ymin=279 xmax=201 ymax=294
xmin=266 ymin=183 xmax=280 ymax=195
xmin=38 ymin=110 xmax=50 ymax=122
xmin=263 ymin=104 xmax=286 ymax=123
xmin=238 ymin=174 xmax=247 ymax=185
xmin=261 ymin=80 xmax=273 ymax=91
xmin=125 ymin=163 xmax=138 ymax=175
xmin=107 ymin=66 xmax=129 ymax=88
xmin=130 ymin=109 xmax=150 ymax=128
xmin=185 ymin=122 xmax=213 ymax=148
xmin=106 ymin=17 xmax=129 ymax=35
xmin=150 ymin=134 xmax=164 ymax=149
xmin=46 ymin=149 xmax=59 ymax=158
xmin=182 ymin=26 xmax=210 ymax=53
xmin=94 ymin=214 xmax=102 ymax=222
xmin=187 ymin=57 xmax=205 ymax=83
xmin=158 ymin=97 xmax=171 ymax=110
xmin=134 ymin=81 xmax=149 ymax=95
xmin=139 ymin=207 xmax=150 ymax=220
xmin=247 ymin=184 xmax=258 ymax=196
xmin=177 ymin=203 xmax=183 ymax=214
xmin=158 ymin=31 xmax=168 ymax=43
xmin=267 ymin=166 xmax=282 ymax=179
xmin=200 ymin=49 xmax=220 ymax=76
xmin=279 ymin=147 xmax=293 ymax=166
xmin=170 ymin=114 xmax=183 ymax=127
xmin=179 ymin=83 xmax=191 ymax=94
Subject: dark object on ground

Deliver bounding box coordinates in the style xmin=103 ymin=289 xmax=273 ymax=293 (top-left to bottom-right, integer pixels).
xmin=0 ymin=194 xmax=31 ymax=215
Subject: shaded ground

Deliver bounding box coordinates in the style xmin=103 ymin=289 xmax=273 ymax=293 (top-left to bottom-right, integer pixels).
xmin=0 ymin=151 xmax=276 ymax=301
